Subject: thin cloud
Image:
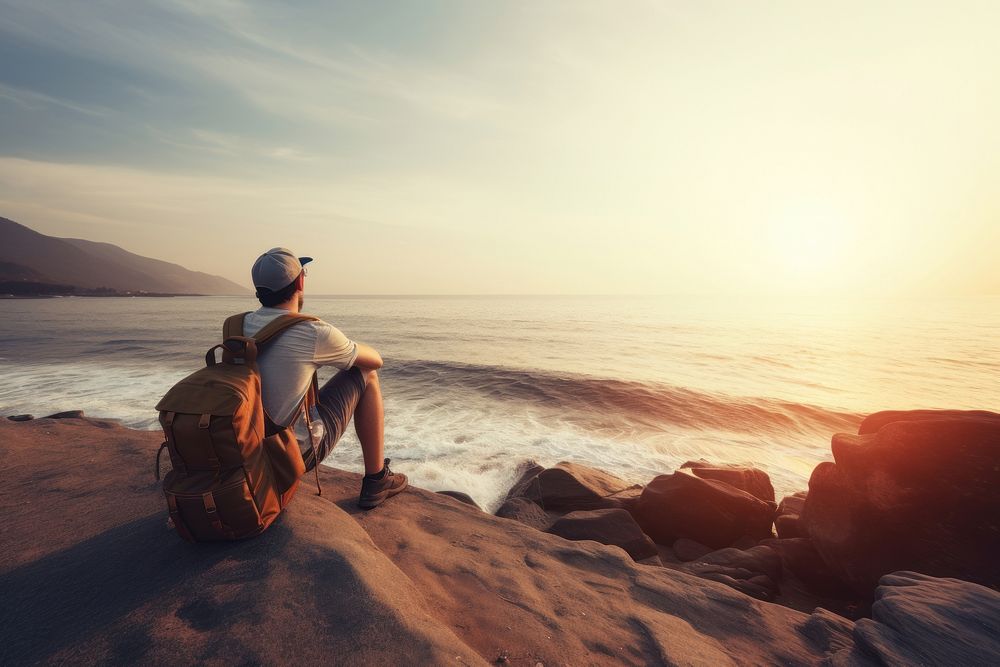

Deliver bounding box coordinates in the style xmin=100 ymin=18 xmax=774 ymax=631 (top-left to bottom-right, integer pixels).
xmin=0 ymin=83 xmax=113 ymax=118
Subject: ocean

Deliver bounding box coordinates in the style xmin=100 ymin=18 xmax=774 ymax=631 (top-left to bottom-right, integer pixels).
xmin=1 ymin=294 xmax=997 ymax=510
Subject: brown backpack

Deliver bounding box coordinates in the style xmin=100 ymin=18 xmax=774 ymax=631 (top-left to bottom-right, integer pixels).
xmin=154 ymin=312 xmax=320 ymax=542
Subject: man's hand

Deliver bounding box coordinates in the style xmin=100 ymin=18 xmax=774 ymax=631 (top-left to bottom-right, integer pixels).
xmin=353 ymin=342 xmax=383 ymax=370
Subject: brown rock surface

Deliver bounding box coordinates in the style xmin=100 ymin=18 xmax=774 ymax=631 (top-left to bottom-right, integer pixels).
xmin=0 ymin=417 xmax=484 ymax=666
xmin=834 ymin=571 xmax=1000 ymax=665
xmin=672 ymin=538 xmax=713 ymax=562
xmin=682 ymin=461 xmax=776 ymax=503
xmin=437 ymin=490 xmax=481 ymax=509
xmin=8 ymin=417 xmax=999 ymax=665
xmin=605 ymin=484 xmax=644 ymax=512
xmin=634 ymin=472 xmax=775 ymax=548
xmin=778 ymin=492 xmax=807 ymax=515
xmin=43 ymin=409 xmax=86 ymax=419
xmin=2 ymin=417 xmax=881 ymax=666
xmin=494 ymin=497 xmax=554 ymax=531
xmin=760 ymin=538 xmax=854 ymax=600
xmin=800 ymin=410 xmax=1000 ymax=592
xmin=857 ymin=409 xmax=1000 ymax=435
xmin=545 ymin=508 xmax=658 ymax=561
xmin=681 ymin=546 xmax=783 ymax=601
xmin=505 ymin=461 xmax=634 ymax=512
xmin=775 ymin=514 xmax=803 ymax=539
xmin=775 ymin=492 xmax=807 ymax=539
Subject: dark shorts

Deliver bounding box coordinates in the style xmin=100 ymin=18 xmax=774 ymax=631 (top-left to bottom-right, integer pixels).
xmin=302 ymin=366 xmax=367 ymax=472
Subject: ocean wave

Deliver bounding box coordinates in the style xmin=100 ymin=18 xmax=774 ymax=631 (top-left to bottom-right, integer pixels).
xmin=387 ymin=359 xmax=862 ymax=437
xmin=83 ymin=338 xmax=180 ymax=357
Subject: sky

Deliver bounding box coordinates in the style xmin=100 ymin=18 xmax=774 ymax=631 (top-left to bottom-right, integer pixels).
xmin=1 ymin=0 xmax=998 ymax=295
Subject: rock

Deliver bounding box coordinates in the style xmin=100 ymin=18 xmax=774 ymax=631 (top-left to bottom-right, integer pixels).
xmin=774 ymin=492 xmax=807 ymax=539
xmin=693 ymin=546 xmax=783 ymax=583
xmin=682 ymin=461 xmax=776 ymax=503
xmin=857 ymin=409 xmax=1000 ymax=435
xmin=634 ymin=472 xmax=775 ymax=548
xmin=7 ymin=414 xmax=34 ymax=421
xmin=545 ymin=509 xmax=658 ymax=561
xmin=777 ymin=492 xmax=807 ymax=517
xmin=43 ymin=410 xmax=85 ymax=419
xmin=605 ymin=485 xmax=643 ymax=512
xmin=505 ymin=461 xmax=633 ymax=512
xmin=635 ymin=554 xmax=664 ymax=567
xmin=3 ymin=416 xmax=882 ymax=666
xmin=0 ymin=428 xmax=486 ymax=665
xmin=681 ymin=545 xmax=783 ymax=600
xmin=495 ymin=497 xmax=553 ymax=531
xmin=683 ymin=564 xmax=777 ymax=600
xmin=436 ymin=491 xmax=481 ymax=509
xmin=834 ymin=571 xmax=1000 ymax=665
xmin=775 ymin=514 xmax=804 ymax=539
xmin=672 ymin=538 xmax=713 ymax=562
xmin=730 ymin=535 xmax=760 ymax=550
xmin=800 ymin=410 xmax=1000 ymax=592
xmin=774 ymin=491 xmax=807 ymax=539
xmin=504 ymin=461 xmax=545 ymax=500
xmin=759 ymin=538 xmax=853 ymax=599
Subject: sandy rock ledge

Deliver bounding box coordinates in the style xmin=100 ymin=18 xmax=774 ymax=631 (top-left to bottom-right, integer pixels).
xmin=2 ymin=416 xmax=997 ymax=666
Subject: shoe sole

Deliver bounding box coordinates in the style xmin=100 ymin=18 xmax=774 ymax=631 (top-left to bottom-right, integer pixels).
xmin=358 ymin=478 xmax=409 ymax=510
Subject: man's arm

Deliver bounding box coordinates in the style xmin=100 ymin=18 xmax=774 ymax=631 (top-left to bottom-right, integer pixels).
xmin=353 ymin=342 xmax=383 ymax=370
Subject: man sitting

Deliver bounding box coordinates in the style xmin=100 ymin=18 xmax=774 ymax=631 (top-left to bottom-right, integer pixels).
xmin=246 ymin=247 xmax=407 ymax=509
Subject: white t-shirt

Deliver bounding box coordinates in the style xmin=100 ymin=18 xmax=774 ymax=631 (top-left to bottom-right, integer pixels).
xmin=242 ymin=307 xmax=358 ymax=426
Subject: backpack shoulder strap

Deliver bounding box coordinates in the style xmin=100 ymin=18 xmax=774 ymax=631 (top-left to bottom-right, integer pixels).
xmin=223 ymin=312 xmax=248 ymax=339
xmin=252 ymin=313 xmax=320 ymax=345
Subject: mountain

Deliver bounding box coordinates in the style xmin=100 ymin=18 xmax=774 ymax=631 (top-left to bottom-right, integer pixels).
xmin=0 ymin=217 xmax=247 ymax=295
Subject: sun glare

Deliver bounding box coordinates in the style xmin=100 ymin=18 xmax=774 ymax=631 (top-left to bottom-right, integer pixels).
xmin=767 ymin=210 xmax=853 ymax=282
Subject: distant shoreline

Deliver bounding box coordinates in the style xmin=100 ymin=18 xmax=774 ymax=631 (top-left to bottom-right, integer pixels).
xmin=0 ymin=293 xmax=208 ymax=299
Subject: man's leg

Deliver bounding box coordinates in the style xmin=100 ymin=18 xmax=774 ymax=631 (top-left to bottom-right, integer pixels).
xmin=312 ymin=367 xmax=376 ymax=470
xmin=313 ymin=367 xmax=406 ymax=508
xmin=352 ymin=368 xmax=385 ymax=475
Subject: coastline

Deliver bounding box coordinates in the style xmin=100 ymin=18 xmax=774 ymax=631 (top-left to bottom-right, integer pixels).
xmin=0 ymin=293 xmax=207 ymax=299
xmin=3 ymin=412 xmax=997 ymax=665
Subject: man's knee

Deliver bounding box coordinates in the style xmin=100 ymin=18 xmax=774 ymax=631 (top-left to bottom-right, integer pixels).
xmin=360 ymin=367 xmax=379 ymax=387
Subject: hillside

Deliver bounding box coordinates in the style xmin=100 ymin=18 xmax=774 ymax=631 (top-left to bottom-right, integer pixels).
xmin=0 ymin=217 xmax=246 ymax=295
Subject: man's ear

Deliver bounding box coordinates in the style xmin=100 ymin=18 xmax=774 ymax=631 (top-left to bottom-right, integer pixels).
xmin=296 ymin=272 xmax=305 ymax=290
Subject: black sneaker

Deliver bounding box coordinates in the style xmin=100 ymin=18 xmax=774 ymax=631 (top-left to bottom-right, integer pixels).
xmin=358 ymin=458 xmax=408 ymax=509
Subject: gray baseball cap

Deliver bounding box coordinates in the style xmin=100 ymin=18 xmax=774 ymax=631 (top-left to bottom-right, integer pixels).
xmin=251 ymin=247 xmax=313 ymax=292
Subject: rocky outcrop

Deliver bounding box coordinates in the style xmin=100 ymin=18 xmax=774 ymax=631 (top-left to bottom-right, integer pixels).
xmin=0 ymin=418 xmax=484 ymax=666
xmin=494 ymin=497 xmax=553 ymax=530
xmin=761 ymin=537 xmax=853 ymax=599
xmin=681 ymin=546 xmax=783 ymax=600
xmin=44 ymin=409 xmax=86 ymax=419
xmin=505 ymin=461 xmax=634 ymax=511
xmin=7 ymin=410 xmax=86 ymax=421
xmin=605 ymin=485 xmax=643 ymax=512
xmin=436 ymin=490 xmax=481 ymax=509
xmin=546 ymin=508 xmax=658 ymax=561
xmin=682 ymin=461 xmax=776 ymax=502
xmin=5 ymin=411 xmax=999 ymax=665
xmin=775 ymin=492 xmax=807 ymax=539
xmin=3 ymin=417 xmax=889 ymax=666
xmin=634 ymin=472 xmax=775 ymax=548
xmin=833 ymin=571 xmax=1000 ymax=664
xmin=857 ymin=409 xmax=1000 ymax=435
xmin=672 ymin=538 xmax=713 ymax=562
xmin=800 ymin=410 xmax=1000 ymax=592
